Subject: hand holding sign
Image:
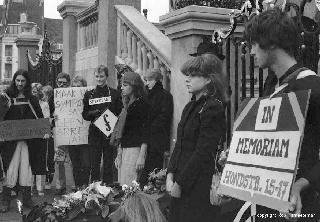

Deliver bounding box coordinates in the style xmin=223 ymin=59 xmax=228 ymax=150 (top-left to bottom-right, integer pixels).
xmin=94 ymin=109 xmax=118 ymax=137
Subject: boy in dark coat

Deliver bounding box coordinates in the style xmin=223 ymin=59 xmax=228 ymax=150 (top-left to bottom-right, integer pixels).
xmin=140 ymin=69 xmax=173 ymax=187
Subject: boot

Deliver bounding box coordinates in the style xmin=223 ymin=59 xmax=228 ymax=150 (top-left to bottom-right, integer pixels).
xmin=0 ymin=186 xmax=11 ymax=213
xmin=21 ymin=186 xmax=34 ymax=209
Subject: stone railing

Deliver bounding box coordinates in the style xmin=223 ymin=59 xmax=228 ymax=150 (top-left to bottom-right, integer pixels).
xmin=76 ymin=2 xmax=98 ymax=50
xmin=170 ymin=0 xmax=244 ymax=10
xmin=115 ymin=5 xmax=172 ymax=90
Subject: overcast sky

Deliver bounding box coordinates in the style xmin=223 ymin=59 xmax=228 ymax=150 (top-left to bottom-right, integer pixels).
xmin=0 ymin=0 xmax=169 ymax=22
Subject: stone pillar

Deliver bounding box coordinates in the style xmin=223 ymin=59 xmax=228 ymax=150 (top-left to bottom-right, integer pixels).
xmin=97 ymin=0 xmax=141 ymax=88
xmin=15 ymin=36 xmax=41 ymax=70
xmin=160 ymin=6 xmax=243 ymax=151
xmin=58 ymin=1 xmax=92 ymax=77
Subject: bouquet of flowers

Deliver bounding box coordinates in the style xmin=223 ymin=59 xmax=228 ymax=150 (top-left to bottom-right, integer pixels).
xmin=22 ymin=182 xmax=119 ymax=222
xmin=143 ymin=168 xmax=167 ymax=195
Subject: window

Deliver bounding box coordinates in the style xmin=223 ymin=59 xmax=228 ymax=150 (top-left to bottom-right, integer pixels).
xmin=5 ymin=45 xmax=12 ymax=56
xmin=4 ymin=64 xmax=12 ymax=79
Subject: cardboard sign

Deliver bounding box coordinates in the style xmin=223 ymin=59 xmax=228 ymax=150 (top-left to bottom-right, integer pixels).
xmin=89 ymin=96 xmax=112 ymax=105
xmin=0 ymin=118 xmax=51 ymax=141
xmin=218 ymin=90 xmax=310 ymax=212
xmin=94 ymin=109 xmax=118 ymax=137
xmin=54 ymin=87 xmax=92 ymax=146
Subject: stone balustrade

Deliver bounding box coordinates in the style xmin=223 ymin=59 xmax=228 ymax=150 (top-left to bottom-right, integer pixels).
xmin=115 ymin=5 xmax=172 ymax=90
xmin=77 ymin=3 xmax=98 ymax=50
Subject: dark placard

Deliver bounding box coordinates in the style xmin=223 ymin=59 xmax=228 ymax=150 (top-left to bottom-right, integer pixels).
xmin=0 ymin=118 xmax=51 ymax=141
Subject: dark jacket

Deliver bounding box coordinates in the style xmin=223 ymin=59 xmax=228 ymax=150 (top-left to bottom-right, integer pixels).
xmin=0 ymin=95 xmax=47 ymax=175
xmin=167 ymin=87 xmax=226 ymax=222
xmin=146 ymin=82 xmax=173 ymax=153
xmin=121 ymin=97 xmax=150 ymax=148
xmin=82 ymin=85 xmax=122 ymax=145
xmin=261 ymin=66 xmax=320 ymax=220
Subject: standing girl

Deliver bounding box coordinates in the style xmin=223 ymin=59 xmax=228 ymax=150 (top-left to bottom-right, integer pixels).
xmin=0 ymin=70 xmax=47 ymax=212
xmin=113 ymin=71 xmax=150 ymax=185
xmin=166 ymin=54 xmax=228 ymax=222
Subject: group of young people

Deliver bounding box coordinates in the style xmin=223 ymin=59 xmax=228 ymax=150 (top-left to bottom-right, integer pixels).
xmin=0 ymin=7 xmax=319 ymax=222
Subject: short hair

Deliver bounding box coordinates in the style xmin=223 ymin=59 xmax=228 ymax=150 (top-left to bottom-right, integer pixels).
xmin=42 ymin=85 xmax=53 ymax=98
xmin=244 ymin=8 xmax=299 ymax=57
xmin=145 ymin=69 xmax=163 ymax=82
xmin=181 ymin=54 xmax=228 ymax=104
xmin=71 ymin=75 xmax=87 ymax=87
xmin=96 ymin=65 xmax=108 ymax=78
xmin=56 ymin=72 xmax=71 ymax=83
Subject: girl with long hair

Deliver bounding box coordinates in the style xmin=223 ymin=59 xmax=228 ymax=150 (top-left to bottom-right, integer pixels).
xmin=0 ymin=70 xmax=46 ymax=212
xmin=166 ymin=54 xmax=228 ymax=222
xmin=112 ymin=71 xmax=150 ymax=185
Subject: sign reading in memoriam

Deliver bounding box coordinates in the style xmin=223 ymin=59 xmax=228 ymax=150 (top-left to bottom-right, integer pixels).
xmin=54 ymin=87 xmax=92 ymax=146
xmin=94 ymin=109 xmax=118 ymax=137
xmin=218 ymin=90 xmax=310 ymax=212
xmin=0 ymin=118 xmax=51 ymax=141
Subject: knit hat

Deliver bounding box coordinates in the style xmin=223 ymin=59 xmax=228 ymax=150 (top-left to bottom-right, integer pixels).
xmin=122 ymin=71 xmax=144 ymax=86
xmin=190 ymin=41 xmax=225 ymax=60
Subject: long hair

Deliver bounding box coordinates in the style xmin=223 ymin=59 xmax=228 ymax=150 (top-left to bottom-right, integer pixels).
xmin=181 ymin=53 xmax=229 ymax=104
xmin=6 ymin=69 xmax=32 ymax=98
xmin=120 ymin=192 xmax=166 ymax=222
xmin=122 ymin=72 xmax=146 ymax=107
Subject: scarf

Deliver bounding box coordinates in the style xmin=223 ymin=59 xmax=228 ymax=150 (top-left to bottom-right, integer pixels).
xmin=110 ymin=107 xmax=127 ymax=147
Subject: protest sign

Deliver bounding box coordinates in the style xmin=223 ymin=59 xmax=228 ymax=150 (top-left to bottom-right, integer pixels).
xmin=94 ymin=109 xmax=118 ymax=137
xmin=54 ymin=87 xmax=92 ymax=146
xmin=0 ymin=118 xmax=50 ymax=141
xmin=218 ymin=90 xmax=310 ymax=212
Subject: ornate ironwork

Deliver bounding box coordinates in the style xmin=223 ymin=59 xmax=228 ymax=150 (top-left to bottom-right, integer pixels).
xmin=171 ymin=0 xmax=245 ymax=10
xmin=27 ymin=24 xmax=62 ymax=87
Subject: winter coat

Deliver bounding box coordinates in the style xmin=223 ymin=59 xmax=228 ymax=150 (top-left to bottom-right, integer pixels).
xmin=146 ymin=82 xmax=173 ymax=154
xmin=120 ymin=97 xmax=150 ymax=148
xmin=0 ymin=95 xmax=47 ymax=175
xmin=82 ymin=85 xmax=122 ymax=145
xmin=167 ymin=87 xmax=226 ymax=222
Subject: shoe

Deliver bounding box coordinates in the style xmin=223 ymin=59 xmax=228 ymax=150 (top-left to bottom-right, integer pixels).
xmin=55 ymin=187 xmax=66 ymax=195
xmin=21 ymin=186 xmax=34 ymax=209
xmin=0 ymin=187 xmax=11 ymax=213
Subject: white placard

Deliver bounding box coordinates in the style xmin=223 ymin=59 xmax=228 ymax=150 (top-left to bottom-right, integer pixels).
xmin=54 ymin=87 xmax=91 ymax=146
xmin=89 ymin=96 xmax=112 ymax=105
xmin=94 ymin=109 xmax=118 ymax=137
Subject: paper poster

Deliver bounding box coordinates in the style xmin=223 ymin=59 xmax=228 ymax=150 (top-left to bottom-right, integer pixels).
xmin=54 ymin=87 xmax=92 ymax=146
xmin=94 ymin=109 xmax=118 ymax=137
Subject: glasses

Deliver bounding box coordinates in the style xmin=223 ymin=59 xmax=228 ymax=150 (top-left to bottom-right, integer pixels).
xmin=57 ymin=80 xmax=68 ymax=87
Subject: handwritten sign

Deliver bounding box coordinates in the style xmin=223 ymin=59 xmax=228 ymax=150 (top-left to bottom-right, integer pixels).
xmin=0 ymin=118 xmax=50 ymax=141
xmin=94 ymin=109 xmax=117 ymax=137
xmin=54 ymin=87 xmax=92 ymax=146
xmin=218 ymin=91 xmax=310 ymax=212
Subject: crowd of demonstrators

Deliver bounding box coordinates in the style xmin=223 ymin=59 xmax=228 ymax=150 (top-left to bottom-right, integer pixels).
xmin=0 ymin=70 xmax=49 ymax=212
xmin=82 ymin=65 xmax=123 ymax=185
xmin=113 ymin=71 xmax=150 ymax=186
xmin=242 ymin=8 xmax=320 ymax=221
xmin=166 ymin=54 xmax=228 ymax=222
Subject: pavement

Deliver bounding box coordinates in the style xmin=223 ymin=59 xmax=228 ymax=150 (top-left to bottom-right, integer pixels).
xmin=0 ymin=161 xmax=75 ymax=222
